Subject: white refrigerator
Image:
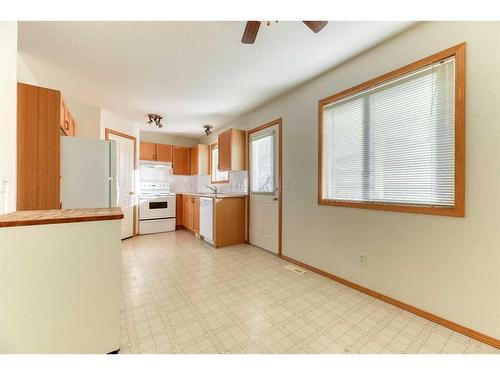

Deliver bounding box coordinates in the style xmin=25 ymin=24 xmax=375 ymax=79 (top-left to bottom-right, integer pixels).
xmin=60 ymin=137 xmax=118 ymax=209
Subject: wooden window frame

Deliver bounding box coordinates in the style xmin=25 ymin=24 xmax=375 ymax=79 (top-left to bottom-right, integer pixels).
xmin=318 ymin=43 xmax=466 ymax=217
xmin=210 ymin=143 xmax=229 ymax=184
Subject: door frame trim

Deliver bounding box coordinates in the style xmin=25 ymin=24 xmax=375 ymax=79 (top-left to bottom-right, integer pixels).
xmin=105 ymin=128 xmax=137 ymax=237
xmin=247 ymin=118 xmax=283 ymax=256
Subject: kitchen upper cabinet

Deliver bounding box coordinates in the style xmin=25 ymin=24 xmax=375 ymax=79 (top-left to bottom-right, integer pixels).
xmin=140 ymin=141 xmax=157 ymax=161
xmin=218 ymin=128 xmax=247 ymax=171
xmin=190 ymin=144 xmax=209 ymax=176
xmin=157 ymin=144 xmax=173 ymax=162
xmin=173 ymin=146 xmax=190 ymax=175
xmin=140 ymin=142 xmax=173 ymax=162
xmin=60 ymin=98 xmax=76 ymax=137
xmin=17 ymin=83 xmax=77 ymax=210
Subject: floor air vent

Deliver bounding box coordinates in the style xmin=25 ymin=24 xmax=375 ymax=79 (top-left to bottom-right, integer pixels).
xmin=285 ymin=264 xmax=306 ymax=275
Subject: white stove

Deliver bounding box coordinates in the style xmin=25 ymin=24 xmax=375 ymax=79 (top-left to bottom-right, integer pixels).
xmin=139 ymin=182 xmax=176 ymax=235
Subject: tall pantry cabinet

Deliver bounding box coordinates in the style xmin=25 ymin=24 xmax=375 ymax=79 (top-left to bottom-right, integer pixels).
xmin=17 ymin=83 xmax=77 ymax=210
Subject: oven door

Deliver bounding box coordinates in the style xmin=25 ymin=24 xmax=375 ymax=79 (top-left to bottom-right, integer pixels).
xmin=139 ymin=197 xmax=175 ymax=220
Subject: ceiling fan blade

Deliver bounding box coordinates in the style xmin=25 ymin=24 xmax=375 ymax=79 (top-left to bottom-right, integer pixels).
xmin=303 ymin=21 xmax=328 ymax=33
xmin=241 ymin=21 xmax=261 ymax=44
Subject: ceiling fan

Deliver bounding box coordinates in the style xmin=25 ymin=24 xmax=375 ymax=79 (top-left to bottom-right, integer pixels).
xmin=241 ymin=21 xmax=328 ymax=44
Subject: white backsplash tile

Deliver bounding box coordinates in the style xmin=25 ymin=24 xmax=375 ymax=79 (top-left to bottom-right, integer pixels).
xmin=169 ymin=171 xmax=248 ymax=194
xmin=167 ymin=171 xmax=248 ymax=194
xmin=169 ymin=175 xmax=197 ymax=193
xmin=197 ymin=171 xmax=248 ymax=194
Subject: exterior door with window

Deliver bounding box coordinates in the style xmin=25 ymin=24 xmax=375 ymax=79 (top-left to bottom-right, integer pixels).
xmin=249 ymin=125 xmax=279 ymax=254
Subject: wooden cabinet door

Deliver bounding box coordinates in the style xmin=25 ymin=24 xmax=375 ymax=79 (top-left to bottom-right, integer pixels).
xmin=60 ymin=99 xmax=70 ymax=136
xmin=176 ymin=194 xmax=183 ymax=228
xmin=193 ymin=197 xmax=200 ymax=233
xmin=140 ymin=141 xmax=157 ymax=161
xmin=190 ymin=146 xmax=198 ymax=175
xmin=198 ymin=144 xmax=210 ymax=175
xmin=213 ymin=197 xmax=246 ymax=247
xmin=17 ymin=83 xmax=61 ymax=210
xmin=218 ymin=129 xmax=232 ymax=171
xmin=68 ymin=113 xmax=76 ymax=136
xmin=188 ymin=197 xmax=195 ymax=230
xmin=182 ymin=195 xmax=189 ymax=228
xmin=173 ymin=147 xmax=190 ymax=175
xmin=183 ymin=195 xmax=194 ymax=230
xmin=157 ymin=144 xmax=173 ymax=162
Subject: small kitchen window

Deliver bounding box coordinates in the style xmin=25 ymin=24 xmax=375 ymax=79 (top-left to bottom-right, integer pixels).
xmin=210 ymin=144 xmax=229 ymax=183
xmin=318 ymin=43 xmax=465 ymax=217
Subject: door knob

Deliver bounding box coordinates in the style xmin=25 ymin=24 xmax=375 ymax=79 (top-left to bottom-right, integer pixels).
xmin=129 ymin=192 xmax=134 ymax=195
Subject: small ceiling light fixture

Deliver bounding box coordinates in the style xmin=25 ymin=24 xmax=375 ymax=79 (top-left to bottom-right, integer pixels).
xmin=203 ymin=124 xmax=213 ymax=136
xmin=146 ymin=113 xmax=164 ymax=128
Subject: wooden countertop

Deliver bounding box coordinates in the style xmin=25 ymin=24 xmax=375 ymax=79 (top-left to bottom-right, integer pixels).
xmin=0 ymin=207 xmax=124 ymax=228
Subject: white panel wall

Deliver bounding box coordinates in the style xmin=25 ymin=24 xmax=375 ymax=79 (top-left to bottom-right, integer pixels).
xmin=0 ymin=22 xmax=18 ymax=214
xmin=0 ymin=220 xmax=121 ymax=353
xmin=200 ymin=22 xmax=500 ymax=339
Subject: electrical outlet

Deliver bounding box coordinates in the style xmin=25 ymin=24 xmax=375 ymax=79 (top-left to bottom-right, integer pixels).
xmin=359 ymin=253 xmax=367 ymax=267
xmin=0 ymin=179 xmax=9 ymax=194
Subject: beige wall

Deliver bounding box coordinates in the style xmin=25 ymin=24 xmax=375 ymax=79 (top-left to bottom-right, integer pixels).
xmin=204 ymin=22 xmax=500 ymax=339
xmin=140 ymin=131 xmax=198 ymax=147
xmin=0 ymin=22 xmax=18 ymax=214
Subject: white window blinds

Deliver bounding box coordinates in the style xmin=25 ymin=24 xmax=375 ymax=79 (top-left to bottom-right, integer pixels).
xmin=322 ymin=57 xmax=455 ymax=207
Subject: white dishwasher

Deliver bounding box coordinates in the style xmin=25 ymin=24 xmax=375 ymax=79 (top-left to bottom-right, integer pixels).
xmin=199 ymin=197 xmax=214 ymax=245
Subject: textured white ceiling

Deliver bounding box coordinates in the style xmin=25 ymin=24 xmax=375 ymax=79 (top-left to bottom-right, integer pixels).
xmin=18 ymin=21 xmax=414 ymax=137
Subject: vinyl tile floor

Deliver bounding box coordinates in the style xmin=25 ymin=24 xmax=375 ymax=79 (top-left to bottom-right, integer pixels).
xmin=119 ymin=230 xmax=499 ymax=354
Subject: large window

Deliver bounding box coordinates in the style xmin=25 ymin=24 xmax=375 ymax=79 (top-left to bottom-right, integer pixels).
xmin=319 ymin=44 xmax=465 ymax=216
xmin=210 ymin=144 xmax=229 ymax=183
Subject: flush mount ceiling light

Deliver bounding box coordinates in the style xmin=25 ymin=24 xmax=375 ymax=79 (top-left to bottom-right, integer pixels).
xmin=203 ymin=124 xmax=213 ymax=136
xmin=146 ymin=113 xmax=164 ymax=128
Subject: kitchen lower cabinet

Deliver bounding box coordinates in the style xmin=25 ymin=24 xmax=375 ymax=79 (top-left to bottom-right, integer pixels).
xmin=193 ymin=196 xmax=200 ymax=233
xmin=213 ymin=197 xmax=246 ymax=248
xmin=178 ymin=194 xmax=246 ymax=247
xmin=176 ymin=194 xmax=183 ymax=228
xmin=181 ymin=195 xmax=199 ymax=233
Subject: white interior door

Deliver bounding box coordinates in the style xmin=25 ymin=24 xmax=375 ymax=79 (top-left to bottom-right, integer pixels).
xmin=108 ymin=132 xmax=135 ymax=239
xmin=249 ymin=124 xmax=280 ymax=254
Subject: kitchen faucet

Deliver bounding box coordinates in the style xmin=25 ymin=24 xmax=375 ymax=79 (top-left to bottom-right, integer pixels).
xmin=206 ymin=185 xmax=218 ymax=195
